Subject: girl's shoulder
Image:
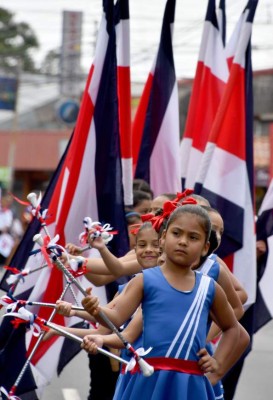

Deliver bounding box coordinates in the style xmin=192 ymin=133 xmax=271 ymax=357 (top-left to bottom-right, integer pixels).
xmin=198 ymin=254 xmax=220 ymax=281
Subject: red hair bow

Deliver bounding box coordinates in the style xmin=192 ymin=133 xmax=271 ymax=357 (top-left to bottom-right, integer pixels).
xmin=174 ymin=189 xmax=194 ymax=203
xmin=141 ymin=213 xmax=155 ymax=223
xmin=151 ymin=201 xmax=178 ymax=232
xmin=181 ymin=197 xmax=197 ymax=205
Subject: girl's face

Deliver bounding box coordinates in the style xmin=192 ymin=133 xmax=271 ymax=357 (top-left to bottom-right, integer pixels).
xmin=134 ymin=199 xmax=152 ymax=215
xmin=150 ymin=195 xmax=169 ymax=214
xmin=161 ymin=213 xmax=209 ymax=268
xmin=135 ymin=228 xmax=160 ymax=269
xmin=209 ymin=211 xmax=224 ymax=250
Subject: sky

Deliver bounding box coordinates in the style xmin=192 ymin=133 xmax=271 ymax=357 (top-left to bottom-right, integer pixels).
xmin=1 ymin=0 xmax=273 ymax=83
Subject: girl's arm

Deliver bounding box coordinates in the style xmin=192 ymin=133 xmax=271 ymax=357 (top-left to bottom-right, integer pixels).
xmin=208 ymin=282 xmax=240 ymax=380
xmin=44 ymin=323 xmax=111 ymax=341
xmin=55 ymin=300 xmax=96 ymax=322
xmin=206 ymin=265 xmax=244 ymax=342
xmin=82 ymin=275 xmax=144 ymax=328
xmin=84 ymin=272 xmax=118 ymax=286
xmin=86 ymin=235 xmax=142 ymax=277
xmin=216 ymin=265 xmax=244 ymax=320
xmin=65 ymin=240 xmax=141 ymax=278
xmin=82 ymin=308 xmax=143 ymax=354
xmin=217 ymin=256 xmax=248 ymax=305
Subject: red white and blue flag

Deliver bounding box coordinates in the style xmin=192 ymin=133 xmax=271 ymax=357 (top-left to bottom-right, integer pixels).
xmin=194 ymin=0 xmax=258 ymax=307
xmin=0 ymin=0 xmax=129 ymax=396
xmin=180 ymin=0 xmax=229 ymax=190
xmin=133 ymin=0 xmax=181 ymax=197
xmin=116 ymin=0 xmax=133 ymax=206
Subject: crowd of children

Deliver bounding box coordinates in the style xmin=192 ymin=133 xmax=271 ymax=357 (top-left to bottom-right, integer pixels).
xmin=43 ymin=181 xmax=251 ymax=400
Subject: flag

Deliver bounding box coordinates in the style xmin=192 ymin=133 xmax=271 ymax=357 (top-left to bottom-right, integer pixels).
xmin=194 ymin=0 xmax=258 ymax=306
xmin=133 ymin=0 xmax=181 ymax=197
xmin=0 ymin=0 xmax=129 ymax=396
xmin=252 ymin=179 xmax=273 ymax=332
xmin=115 ymin=0 xmax=133 ymax=206
xmin=216 ymin=0 xmax=226 ymax=45
xmin=180 ymin=0 xmax=229 ymax=190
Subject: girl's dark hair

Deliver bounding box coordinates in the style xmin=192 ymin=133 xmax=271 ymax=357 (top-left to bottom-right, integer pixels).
xmin=133 ymin=190 xmax=152 ymax=207
xmin=133 ymin=179 xmax=153 ymax=198
xmin=199 ymin=229 xmax=218 ymax=265
xmin=136 ymin=222 xmax=157 ymax=241
xmin=166 ymin=204 xmax=211 ymax=242
xmin=184 ymin=194 xmax=210 ymax=206
xmin=125 ymin=210 xmax=142 ymax=225
xmin=201 ymin=205 xmax=221 ymax=215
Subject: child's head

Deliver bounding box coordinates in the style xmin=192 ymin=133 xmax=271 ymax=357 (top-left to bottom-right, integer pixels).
xmin=150 ymin=193 xmax=176 ymax=214
xmin=135 ymin=222 xmax=160 ymax=269
xmin=133 ymin=190 xmax=152 ymax=215
xmin=125 ymin=210 xmax=142 ymax=249
xmin=161 ymin=205 xmax=211 ymax=268
xmin=183 ymin=194 xmax=210 ymax=207
xmin=202 ymin=206 xmax=224 ymax=250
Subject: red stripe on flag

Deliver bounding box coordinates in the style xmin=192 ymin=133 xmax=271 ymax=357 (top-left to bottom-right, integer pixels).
xmin=117 ymin=66 xmax=132 ymax=158
xmin=209 ymin=64 xmax=246 ymax=159
xmin=184 ymin=62 xmax=226 ymax=152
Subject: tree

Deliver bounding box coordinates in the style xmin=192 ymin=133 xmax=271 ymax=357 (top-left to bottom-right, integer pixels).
xmin=0 ymin=7 xmax=39 ymax=72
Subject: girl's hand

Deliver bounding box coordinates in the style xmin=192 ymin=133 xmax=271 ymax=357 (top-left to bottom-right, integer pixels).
xmin=206 ymin=372 xmax=221 ymax=386
xmin=66 ymin=243 xmax=83 ymax=256
xmin=42 ymin=328 xmax=57 ymax=341
xmin=82 ymin=287 xmax=101 ymax=316
xmin=59 ymin=251 xmax=69 ymax=265
xmin=56 ymin=300 xmax=75 ymax=317
xmin=87 ymin=230 xmax=106 ymax=251
xmin=81 ymin=334 xmax=104 ymax=354
xmin=197 ymin=348 xmax=218 ymax=373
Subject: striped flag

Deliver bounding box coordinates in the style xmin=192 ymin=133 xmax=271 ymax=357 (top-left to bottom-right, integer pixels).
xmin=0 ymin=0 xmax=129 ymax=396
xmin=194 ymin=0 xmax=258 ymax=307
xmin=133 ymin=0 xmax=181 ymax=197
xmin=116 ymin=0 xmax=133 ymax=206
xmin=180 ymin=0 xmax=229 ymax=190
xmin=216 ymin=0 xmax=226 ymax=45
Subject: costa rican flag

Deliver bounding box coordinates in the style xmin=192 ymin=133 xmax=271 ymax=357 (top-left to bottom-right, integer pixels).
xmin=133 ymin=0 xmax=181 ymax=197
xmin=194 ymin=0 xmax=258 ymax=307
xmin=116 ymin=0 xmax=133 ymax=206
xmin=0 ymin=0 xmax=129 ymax=396
xmin=180 ymin=0 xmax=229 ymax=190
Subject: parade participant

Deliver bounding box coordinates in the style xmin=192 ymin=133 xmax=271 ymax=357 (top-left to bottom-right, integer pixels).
xmin=150 ymin=193 xmax=176 ymax=214
xmin=132 ymin=190 xmax=152 ymax=215
xmin=82 ymin=205 xmax=241 ymax=400
xmin=45 ymin=223 xmax=161 ymax=399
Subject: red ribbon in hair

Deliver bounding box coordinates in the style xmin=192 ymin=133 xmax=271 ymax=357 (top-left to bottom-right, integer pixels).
xmin=174 ymin=188 xmax=194 ymax=203
xmin=129 ymin=223 xmax=143 ymax=236
xmin=141 ymin=201 xmax=178 ymax=232
xmin=180 ymin=197 xmax=198 ymax=205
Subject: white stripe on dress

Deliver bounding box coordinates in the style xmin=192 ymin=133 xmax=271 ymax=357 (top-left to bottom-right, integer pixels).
xmin=165 ymin=275 xmax=210 ymax=358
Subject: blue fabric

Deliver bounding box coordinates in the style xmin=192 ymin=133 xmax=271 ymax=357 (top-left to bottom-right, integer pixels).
xmin=114 ymin=268 xmax=216 ymax=399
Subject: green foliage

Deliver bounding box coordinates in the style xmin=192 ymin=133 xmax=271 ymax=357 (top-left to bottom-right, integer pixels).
xmin=0 ymin=7 xmax=39 ymax=72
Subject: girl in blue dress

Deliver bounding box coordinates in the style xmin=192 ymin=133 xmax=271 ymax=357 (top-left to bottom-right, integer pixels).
xmin=82 ymin=205 xmax=240 ymax=400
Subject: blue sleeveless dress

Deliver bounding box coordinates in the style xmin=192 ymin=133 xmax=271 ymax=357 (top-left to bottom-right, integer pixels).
xmin=199 ymin=254 xmax=224 ymax=400
xmin=113 ymin=267 xmax=216 ymax=400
